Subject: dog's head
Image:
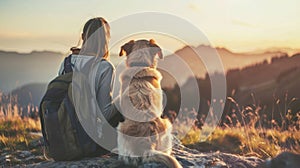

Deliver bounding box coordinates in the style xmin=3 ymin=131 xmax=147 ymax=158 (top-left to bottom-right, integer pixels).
xmin=119 ymin=39 xmax=163 ymax=68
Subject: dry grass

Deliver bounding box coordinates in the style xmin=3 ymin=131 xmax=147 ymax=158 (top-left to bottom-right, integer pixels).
xmin=0 ymin=116 xmax=41 ymax=150
xmin=0 ymin=91 xmax=41 ymax=151
xmin=181 ymin=126 xmax=300 ymax=159
xmin=0 ymin=91 xmax=299 ymax=161
xmin=178 ymin=96 xmax=300 ymax=159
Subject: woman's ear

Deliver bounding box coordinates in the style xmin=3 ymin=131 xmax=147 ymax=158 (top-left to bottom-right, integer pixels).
xmin=149 ymin=39 xmax=163 ymax=59
xmin=119 ymin=40 xmax=135 ymax=56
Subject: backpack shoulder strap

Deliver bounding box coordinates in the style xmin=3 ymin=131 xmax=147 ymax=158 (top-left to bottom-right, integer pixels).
xmin=63 ymin=54 xmax=73 ymax=74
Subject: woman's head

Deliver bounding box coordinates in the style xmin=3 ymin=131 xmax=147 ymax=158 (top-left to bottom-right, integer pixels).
xmin=80 ymin=17 xmax=110 ymax=59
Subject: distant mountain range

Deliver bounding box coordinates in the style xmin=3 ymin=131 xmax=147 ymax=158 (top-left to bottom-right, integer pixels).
xmin=159 ymin=45 xmax=296 ymax=87
xmin=164 ymin=53 xmax=300 ymax=127
xmin=0 ymin=50 xmax=64 ymax=93
xmin=10 ymin=83 xmax=47 ymax=107
xmin=245 ymin=47 xmax=300 ymax=56
xmin=0 ymin=46 xmax=299 ymax=107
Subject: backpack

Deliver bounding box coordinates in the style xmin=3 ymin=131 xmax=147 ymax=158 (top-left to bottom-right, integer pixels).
xmin=39 ymin=55 xmax=105 ymax=161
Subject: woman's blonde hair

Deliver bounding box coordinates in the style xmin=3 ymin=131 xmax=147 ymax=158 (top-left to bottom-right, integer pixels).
xmin=80 ymin=17 xmax=110 ymax=59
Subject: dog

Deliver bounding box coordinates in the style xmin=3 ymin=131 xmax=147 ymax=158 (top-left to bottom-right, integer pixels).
xmin=117 ymin=39 xmax=182 ymax=168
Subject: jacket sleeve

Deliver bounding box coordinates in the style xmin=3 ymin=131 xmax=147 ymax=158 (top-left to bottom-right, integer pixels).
xmin=96 ymin=61 xmax=116 ymax=121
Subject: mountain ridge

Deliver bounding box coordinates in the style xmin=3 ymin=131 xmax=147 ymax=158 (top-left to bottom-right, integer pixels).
xmin=0 ymin=50 xmax=63 ymax=56
xmin=0 ymin=46 xmax=298 ymax=93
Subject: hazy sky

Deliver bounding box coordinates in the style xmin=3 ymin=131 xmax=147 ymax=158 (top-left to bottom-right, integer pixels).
xmin=1 ymin=0 xmax=300 ymax=53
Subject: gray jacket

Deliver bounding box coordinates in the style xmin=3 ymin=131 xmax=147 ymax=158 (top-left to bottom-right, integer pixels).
xmin=58 ymin=55 xmax=116 ymax=121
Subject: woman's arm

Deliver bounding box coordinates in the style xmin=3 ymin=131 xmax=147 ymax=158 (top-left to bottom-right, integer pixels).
xmin=96 ymin=61 xmax=116 ymax=121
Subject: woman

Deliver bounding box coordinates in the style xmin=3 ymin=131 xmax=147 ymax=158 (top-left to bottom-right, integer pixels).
xmin=58 ymin=17 xmax=118 ymax=122
xmin=58 ymin=17 xmax=122 ymax=153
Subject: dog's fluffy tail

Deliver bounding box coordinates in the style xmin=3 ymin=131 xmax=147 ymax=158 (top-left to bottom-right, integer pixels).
xmin=143 ymin=150 xmax=182 ymax=168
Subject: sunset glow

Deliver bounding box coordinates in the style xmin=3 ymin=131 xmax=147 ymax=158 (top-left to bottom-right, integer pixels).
xmin=0 ymin=0 xmax=300 ymax=53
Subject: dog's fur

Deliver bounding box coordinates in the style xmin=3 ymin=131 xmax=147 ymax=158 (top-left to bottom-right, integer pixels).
xmin=117 ymin=39 xmax=182 ymax=168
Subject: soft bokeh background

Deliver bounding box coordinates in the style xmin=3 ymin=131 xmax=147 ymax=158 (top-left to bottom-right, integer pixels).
xmin=1 ymin=0 xmax=300 ymax=92
xmin=1 ymin=0 xmax=300 ymax=53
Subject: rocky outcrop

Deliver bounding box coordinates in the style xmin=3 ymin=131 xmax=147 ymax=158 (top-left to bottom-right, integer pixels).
xmin=1 ymin=138 xmax=263 ymax=168
xmin=259 ymin=152 xmax=300 ymax=168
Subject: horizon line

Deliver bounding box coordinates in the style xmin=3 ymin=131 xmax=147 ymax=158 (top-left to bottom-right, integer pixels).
xmin=1 ymin=44 xmax=299 ymax=56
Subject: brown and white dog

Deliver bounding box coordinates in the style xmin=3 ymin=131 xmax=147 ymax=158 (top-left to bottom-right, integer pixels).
xmin=117 ymin=39 xmax=182 ymax=168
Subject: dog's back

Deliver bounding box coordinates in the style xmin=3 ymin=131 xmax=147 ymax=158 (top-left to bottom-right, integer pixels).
xmin=119 ymin=67 xmax=163 ymax=120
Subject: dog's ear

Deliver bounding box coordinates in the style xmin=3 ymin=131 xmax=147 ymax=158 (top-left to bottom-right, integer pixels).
xmin=149 ymin=39 xmax=163 ymax=59
xmin=119 ymin=40 xmax=135 ymax=56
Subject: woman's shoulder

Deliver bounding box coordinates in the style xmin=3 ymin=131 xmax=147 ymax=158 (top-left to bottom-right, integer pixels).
xmin=99 ymin=59 xmax=115 ymax=70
